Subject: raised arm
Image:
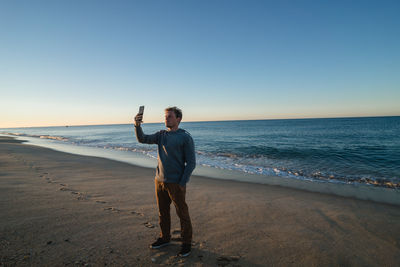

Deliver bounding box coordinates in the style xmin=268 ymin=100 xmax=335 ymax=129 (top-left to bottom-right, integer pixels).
xmin=134 ymin=113 xmax=159 ymax=144
xmin=134 ymin=125 xmax=160 ymax=144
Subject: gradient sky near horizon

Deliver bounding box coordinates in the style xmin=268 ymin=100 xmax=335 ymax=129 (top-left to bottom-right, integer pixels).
xmin=1 ymin=0 xmax=399 ymax=128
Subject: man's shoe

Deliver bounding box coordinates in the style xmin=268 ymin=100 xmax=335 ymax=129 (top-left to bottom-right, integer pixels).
xmin=150 ymin=238 xmax=170 ymax=249
xmin=177 ymin=243 xmax=191 ymax=257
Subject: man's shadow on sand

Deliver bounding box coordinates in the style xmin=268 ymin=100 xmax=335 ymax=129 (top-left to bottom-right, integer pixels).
xmin=149 ymin=237 xmax=264 ymax=266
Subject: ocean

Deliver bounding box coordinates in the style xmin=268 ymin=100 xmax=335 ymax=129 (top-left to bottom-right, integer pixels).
xmin=1 ymin=116 xmax=399 ymax=198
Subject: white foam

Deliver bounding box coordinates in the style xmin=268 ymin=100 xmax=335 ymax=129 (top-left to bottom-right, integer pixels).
xmin=39 ymin=135 xmax=69 ymax=142
xmin=2 ymin=132 xmax=399 ymax=206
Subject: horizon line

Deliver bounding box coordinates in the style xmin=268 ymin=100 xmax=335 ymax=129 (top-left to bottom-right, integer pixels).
xmin=1 ymin=115 xmax=399 ymax=129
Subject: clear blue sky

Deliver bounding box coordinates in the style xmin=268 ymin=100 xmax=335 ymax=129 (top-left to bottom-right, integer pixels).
xmin=1 ymin=0 xmax=399 ymax=127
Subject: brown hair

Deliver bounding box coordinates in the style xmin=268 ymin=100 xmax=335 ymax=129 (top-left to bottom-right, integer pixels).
xmin=165 ymin=106 xmax=183 ymax=119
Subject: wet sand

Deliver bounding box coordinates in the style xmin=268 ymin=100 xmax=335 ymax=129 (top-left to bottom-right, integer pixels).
xmin=1 ymin=136 xmax=399 ymax=266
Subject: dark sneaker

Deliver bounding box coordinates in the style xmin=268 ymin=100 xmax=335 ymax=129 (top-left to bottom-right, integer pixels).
xmin=150 ymin=238 xmax=170 ymax=249
xmin=177 ymin=243 xmax=191 ymax=257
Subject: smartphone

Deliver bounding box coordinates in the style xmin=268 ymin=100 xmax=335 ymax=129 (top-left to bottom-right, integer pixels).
xmin=138 ymin=105 xmax=145 ymax=115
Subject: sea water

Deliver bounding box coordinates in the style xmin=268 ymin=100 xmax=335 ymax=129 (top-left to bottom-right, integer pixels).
xmin=1 ymin=117 xmax=399 ymax=202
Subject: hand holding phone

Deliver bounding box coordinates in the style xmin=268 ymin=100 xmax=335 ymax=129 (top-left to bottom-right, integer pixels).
xmin=138 ymin=105 xmax=144 ymax=115
xmin=134 ymin=106 xmax=145 ymax=126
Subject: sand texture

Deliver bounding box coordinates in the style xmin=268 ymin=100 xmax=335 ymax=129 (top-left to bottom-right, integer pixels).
xmin=1 ymin=136 xmax=400 ymax=266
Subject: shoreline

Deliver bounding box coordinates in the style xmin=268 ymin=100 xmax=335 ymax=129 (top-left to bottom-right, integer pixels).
xmin=2 ymin=133 xmax=399 ymax=206
xmin=1 ymin=136 xmax=400 ymax=266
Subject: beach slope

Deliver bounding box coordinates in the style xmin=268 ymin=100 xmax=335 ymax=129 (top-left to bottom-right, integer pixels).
xmin=1 ymin=136 xmax=399 ymax=266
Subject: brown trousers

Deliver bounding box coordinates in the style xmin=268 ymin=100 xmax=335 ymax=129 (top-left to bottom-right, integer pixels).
xmin=155 ymin=179 xmax=192 ymax=244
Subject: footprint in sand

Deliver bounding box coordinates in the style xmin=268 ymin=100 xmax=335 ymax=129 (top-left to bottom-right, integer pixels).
xmin=74 ymin=191 xmax=90 ymax=200
xmin=44 ymin=176 xmax=57 ymax=184
xmin=104 ymin=207 xmax=121 ymax=212
xmin=151 ymin=251 xmax=186 ymax=266
xmin=58 ymin=187 xmax=89 ymax=201
xmin=75 ymin=194 xmax=89 ymax=201
xmin=96 ymin=200 xmax=107 ymax=204
xmin=150 ymin=252 xmax=167 ymax=264
xmin=47 ymin=178 xmax=56 ymax=184
xmin=216 ymin=255 xmax=241 ymax=266
xmin=152 ymin=253 xmax=185 ymax=266
xmin=144 ymin=222 xmax=155 ymax=228
xmin=59 ymin=187 xmax=73 ymax=192
xmin=131 ymin=211 xmax=144 ymax=216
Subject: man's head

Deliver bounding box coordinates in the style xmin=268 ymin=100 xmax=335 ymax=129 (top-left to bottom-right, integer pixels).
xmin=165 ymin=106 xmax=182 ymax=131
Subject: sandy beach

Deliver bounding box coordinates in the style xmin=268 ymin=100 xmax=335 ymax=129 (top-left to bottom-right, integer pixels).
xmin=1 ymin=136 xmax=399 ymax=266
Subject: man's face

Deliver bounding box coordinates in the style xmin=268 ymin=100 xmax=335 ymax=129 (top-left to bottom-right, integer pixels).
xmin=165 ymin=110 xmax=181 ymax=129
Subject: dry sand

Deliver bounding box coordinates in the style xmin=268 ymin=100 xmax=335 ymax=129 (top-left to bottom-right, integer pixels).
xmin=1 ymin=136 xmax=399 ymax=266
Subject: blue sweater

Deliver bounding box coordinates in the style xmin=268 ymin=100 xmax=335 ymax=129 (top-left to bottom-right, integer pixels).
xmin=135 ymin=126 xmax=196 ymax=186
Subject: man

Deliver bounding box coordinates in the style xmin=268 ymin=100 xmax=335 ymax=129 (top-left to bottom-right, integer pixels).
xmin=134 ymin=106 xmax=196 ymax=257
